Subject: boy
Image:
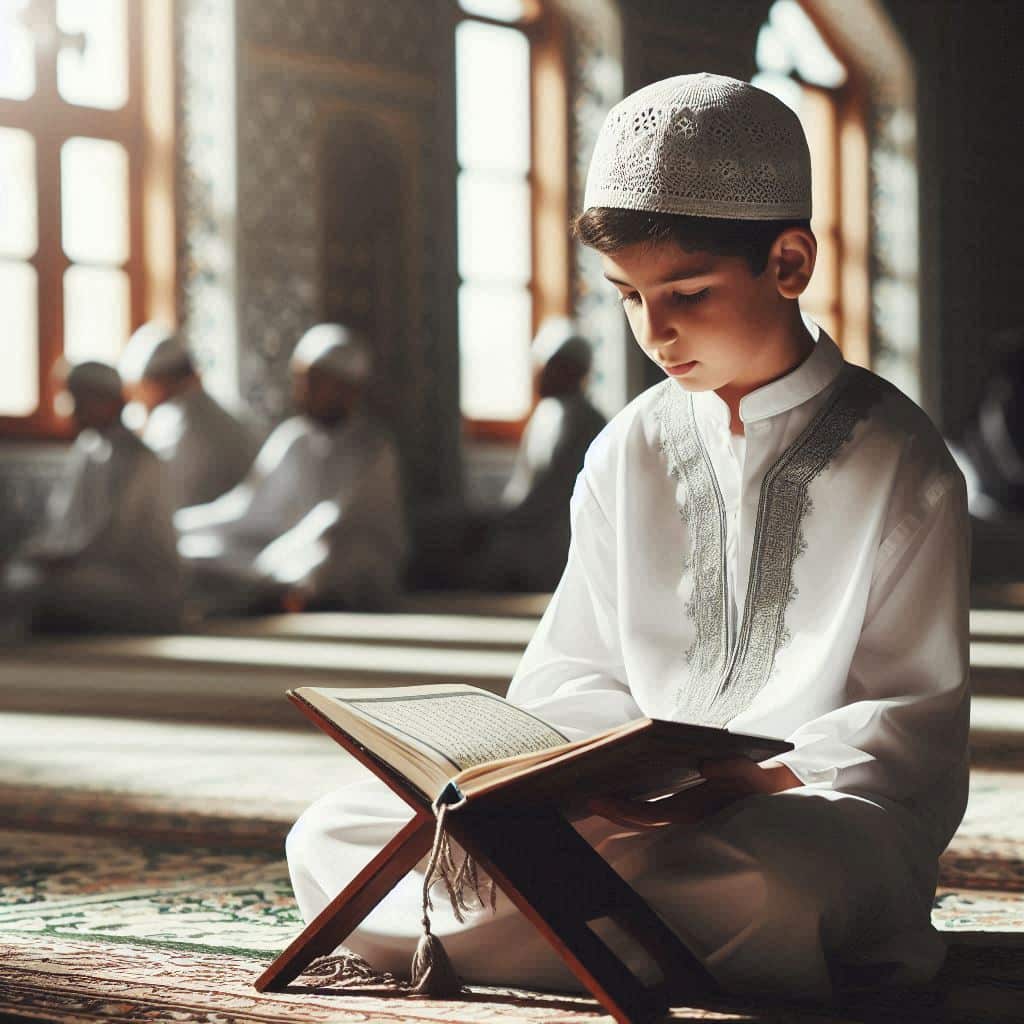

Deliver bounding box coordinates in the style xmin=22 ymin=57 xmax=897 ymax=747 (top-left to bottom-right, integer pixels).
xmin=286 ymin=74 xmax=969 ymax=1000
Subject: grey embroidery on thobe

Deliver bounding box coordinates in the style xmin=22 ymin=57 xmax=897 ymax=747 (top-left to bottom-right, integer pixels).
xmin=656 ymin=379 xmax=731 ymax=686
xmin=658 ymin=365 xmax=883 ymax=726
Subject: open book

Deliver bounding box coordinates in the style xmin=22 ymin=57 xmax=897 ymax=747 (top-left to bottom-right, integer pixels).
xmin=294 ymin=684 xmax=793 ymax=812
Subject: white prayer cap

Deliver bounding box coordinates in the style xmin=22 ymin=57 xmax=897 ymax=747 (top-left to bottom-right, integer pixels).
xmin=119 ymin=322 xmax=192 ymax=383
xmin=583 ymin=72 xmax=812 ymax=221
xmin=289 ymin=323 xmax=372 ymax=382
xmin=63 ymin=360 xmax=123 ymax=402
xmin=531 ymin=318 xmax=592 ymax=372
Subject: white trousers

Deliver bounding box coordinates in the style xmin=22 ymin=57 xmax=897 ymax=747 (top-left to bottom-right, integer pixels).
xmin=286 ymin=777 xmax=946 ymax=1000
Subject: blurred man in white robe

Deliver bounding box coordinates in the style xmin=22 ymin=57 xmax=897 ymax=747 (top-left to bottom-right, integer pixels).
xmin=119 ymin=323 xmax=256 ymax=511
xmin=472 ymin=319 xmax=607 ymax=591
xmin=176 ymin=324 xmax=407 ymax=615
xmin=0 ymin=361 xmax=183 ymax=637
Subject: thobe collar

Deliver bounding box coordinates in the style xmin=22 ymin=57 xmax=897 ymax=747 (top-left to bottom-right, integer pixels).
xmin=690 ymin=317 xmax=845 ymax=433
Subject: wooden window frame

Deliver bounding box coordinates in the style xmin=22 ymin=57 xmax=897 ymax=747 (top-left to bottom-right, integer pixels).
xmin=457 ymin=1 xmax=572 ymax=443
xmin=0 ymin=0 xmax=176 ymax=441
xmin=792 ymin=2 xmax=871 ymax=369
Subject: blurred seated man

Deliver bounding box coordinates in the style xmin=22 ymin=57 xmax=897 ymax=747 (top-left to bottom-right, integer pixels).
xmin=949 ymin=339 xmax=1024 ymax=520
xmin=176 ymin=324 xmax=407 ymax=616
xmin=470 ymin=319 xmax=607 ymax=591
xmin=119 ymin=323 xmax=256 ymax=511
xmin=0 ymin=361 xmax=183 ymax=639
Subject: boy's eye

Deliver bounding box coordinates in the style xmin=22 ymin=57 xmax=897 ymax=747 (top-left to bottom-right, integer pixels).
xmin=672 ymin=288 xmax=710 ymax=306
xmin=620 ymin=292 xmax=641 ymax=307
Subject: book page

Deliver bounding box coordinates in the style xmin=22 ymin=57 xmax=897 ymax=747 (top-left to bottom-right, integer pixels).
xmin=343 ymin=691 xmax=569 ymax=772
xmin=456 ymin=717 xmax=793 ymax=808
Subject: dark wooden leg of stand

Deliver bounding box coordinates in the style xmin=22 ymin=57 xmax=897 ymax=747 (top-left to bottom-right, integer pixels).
xmin=256 ymin=812 xmax=434 ymax=992
xmin=447 ymin=806 xmax=715 ymax=1024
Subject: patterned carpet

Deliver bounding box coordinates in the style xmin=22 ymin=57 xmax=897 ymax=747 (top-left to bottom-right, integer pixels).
xmin=1 ymin=713 xmax=1023 ymax=1022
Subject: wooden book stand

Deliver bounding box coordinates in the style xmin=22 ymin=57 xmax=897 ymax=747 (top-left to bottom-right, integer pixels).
xmin=256 ymin=692 xmax=714 ymax=1024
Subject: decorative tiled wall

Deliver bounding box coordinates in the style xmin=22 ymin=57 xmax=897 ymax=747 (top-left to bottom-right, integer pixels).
xmin=558 ymin=0 xmax=631 ymax=416
xmin=176 ymin=0 xmax=241 ymax=411
xmin=176 ymin=0 xmax=626 ymax=502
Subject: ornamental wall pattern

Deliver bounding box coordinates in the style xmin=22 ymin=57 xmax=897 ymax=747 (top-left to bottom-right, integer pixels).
xmin=176 ymin=0 xmax=624 ymax=500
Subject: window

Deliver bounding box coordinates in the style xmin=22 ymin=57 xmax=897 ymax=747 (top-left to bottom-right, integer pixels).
xmin=0 ymin=0 xmax=174 ymax=438
xmin=753 ymin=0 xmax=869 ymax=367
xmin=455 ymin=0 xmax=570 ymax=440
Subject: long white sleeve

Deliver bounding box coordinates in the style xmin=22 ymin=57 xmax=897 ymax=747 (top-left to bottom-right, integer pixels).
xmin=774 ymin=471 xmax=971 ymax=848
xmin=507 ymin=474 xmax=643 ymax=740
xmin=175 ymin=421 xmax=304 ymax=540
xmin=254 ymin=435 xmax=407 ymax=600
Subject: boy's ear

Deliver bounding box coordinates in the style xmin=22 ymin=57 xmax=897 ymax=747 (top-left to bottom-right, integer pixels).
xmin=771 ymin=226 xmax=816 ymax=299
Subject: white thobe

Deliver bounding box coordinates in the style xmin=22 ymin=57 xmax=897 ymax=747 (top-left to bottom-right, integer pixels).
xmin=176 ymin=412 xmax=407 ymax=612
xmin=287 ymin=326 xmax=970 ymax=998
xmin=1 ymin=425 xmax=183 ymax=633
xmin=475 ymin=393 xmax=607 ymax=591
xmin=141 ymin=386 xmax=256 ymax=510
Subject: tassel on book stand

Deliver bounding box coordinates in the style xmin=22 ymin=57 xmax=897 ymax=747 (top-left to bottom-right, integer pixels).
xmin=409 ymin=792 xmax=497 ymax=997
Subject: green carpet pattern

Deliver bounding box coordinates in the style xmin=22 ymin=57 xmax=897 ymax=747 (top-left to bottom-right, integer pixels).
xmin=1 ymin=713 xmax=1023 ymax=1021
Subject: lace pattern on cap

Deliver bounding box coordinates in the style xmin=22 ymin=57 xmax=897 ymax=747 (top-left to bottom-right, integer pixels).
xmin=584 ymin=73 xmax=812 ymax=221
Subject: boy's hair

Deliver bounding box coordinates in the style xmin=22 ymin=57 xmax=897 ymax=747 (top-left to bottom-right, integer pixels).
xmin=573 ymin=207 xmax=811 ymax=277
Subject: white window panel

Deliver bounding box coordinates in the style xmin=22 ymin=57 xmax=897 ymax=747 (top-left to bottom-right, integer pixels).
xmin=769 ymin=0 xmax=846 ymax=89
xmin=0 ymin=260 xmax=38 ymax=415
xmin=0 ymin=127 xmax=36 ymax=258
xmin=64 ymin=264 xmax=130 ymax=364
xmin=61 ymin=136 xmax=130 ymax=265
xmin=458 ymin=0 xmax=525 ymax=21
xmin=459 ymin=283 xmax=532 ymax=421
xmin=0 ymin=0 xmax=35 ymax=100
xmin=456 ymin=20 xmax=530 ymax=174
xmin=458 ymin=172 xmax=531 ymax=285
xmin=56 ymin=0 xmax=128 ymax=110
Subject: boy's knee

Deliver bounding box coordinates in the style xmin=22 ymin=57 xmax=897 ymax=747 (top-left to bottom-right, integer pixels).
xmin=285 ymin=803 xmax=325 ymax=872
xmin=710 ymin=795 xmax=849 ymax=946
xmin=285 ymin=816 xmax=307 ymax=869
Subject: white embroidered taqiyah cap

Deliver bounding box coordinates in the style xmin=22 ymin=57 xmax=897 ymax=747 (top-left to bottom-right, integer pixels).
xmin=584 ymin=72 xmax=812 ymax=220
xmin=290 ymin=323 xmax=372 ymax=382
xmin=63 ymin=361 xmax=123 ymax=401
xmin=118 ymin=322 xmax=192 ymax=383
xmin=530 ymin=317 xmax=592 ymax=372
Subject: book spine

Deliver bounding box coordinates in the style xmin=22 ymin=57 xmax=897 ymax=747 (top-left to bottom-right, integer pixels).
xmin=435 ymin=780 xmax=465 ymax=809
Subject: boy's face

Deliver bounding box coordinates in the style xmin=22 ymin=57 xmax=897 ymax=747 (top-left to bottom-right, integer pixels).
xmin=601 ymin=235 xmax=809 ymax=397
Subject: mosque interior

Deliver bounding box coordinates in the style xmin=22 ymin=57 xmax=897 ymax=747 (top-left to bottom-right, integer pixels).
xmin=1 ymin=1 xmax=1023 ymax=1021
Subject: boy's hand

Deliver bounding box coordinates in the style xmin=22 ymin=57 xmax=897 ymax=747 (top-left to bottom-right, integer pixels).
xmin=587 ymin=758 xmax=802 ymax=830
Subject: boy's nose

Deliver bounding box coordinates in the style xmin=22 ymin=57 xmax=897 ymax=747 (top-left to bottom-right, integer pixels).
xmin=643 ymin=308 xmax=677 ymax=349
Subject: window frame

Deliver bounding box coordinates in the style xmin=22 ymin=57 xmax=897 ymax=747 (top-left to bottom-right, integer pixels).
xmin=778 ymin=1 xmax=871 ymax=369
xmin=0 ymin=0 xmax=175 ymax=441
xmin=456 ymin=0 xmax=572 ymax=443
